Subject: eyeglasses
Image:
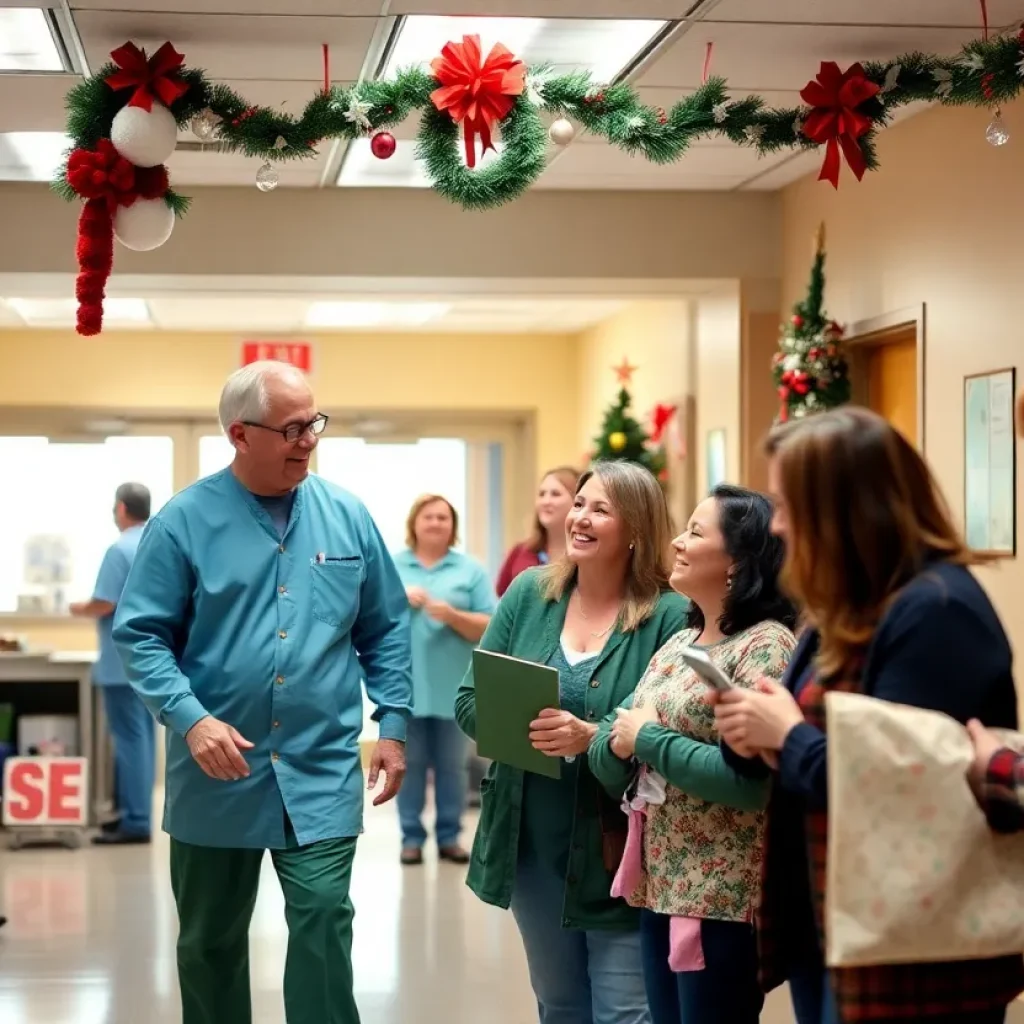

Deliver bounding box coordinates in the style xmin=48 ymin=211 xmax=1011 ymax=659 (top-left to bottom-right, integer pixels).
xmin=242 ymin=413 xmax=329 ymax=443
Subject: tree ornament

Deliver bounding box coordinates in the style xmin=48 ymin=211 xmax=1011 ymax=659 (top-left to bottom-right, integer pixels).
xmin=114 ymin=197 xmax=175 ymax=251
xmin=430 ymin=34 xmax=526 ymax=168
xmin=105 ymin=41 xmax=187 ymax=112
xmin=110 ymin=101 xmax=178 ymax=168
xmin=255 ymin=162 xmax=280 ymax=191
xmin=986 ymin=108 xmax=1010 ymax=146
xmin=791 ymin=314 xmax=804 ymax=328
xmin=191 ymin=108 xmax=218 ymax=141
xmin=608 ymin=431 xmax=628 ymax=452
xmin=613 ymin=357 xmax=637 ymax=385
xmin=548 ymin=118 xmax=576 ymax=146
xmin=343 ymin=97 xmax=373 ymax=132
xmin=370 ymin=131 xmax=397 ymax=160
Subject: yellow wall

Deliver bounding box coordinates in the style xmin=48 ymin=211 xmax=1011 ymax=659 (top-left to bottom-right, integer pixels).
xmin=577 ymin=300 xmax=693 ymax=522
xmin=0 ymin=329 xmax=581 ymax=475
xmin=780 ymin=99 xmax=1024 ymax=659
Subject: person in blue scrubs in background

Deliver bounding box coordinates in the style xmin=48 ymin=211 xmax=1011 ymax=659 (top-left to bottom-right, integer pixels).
xmin=71 ymin=481 xmax=154 ymax=845
xmin=393 ymin=494 xmax=494 ymax=866
xmin=113 ymin=360 xmax=413 ymax=1024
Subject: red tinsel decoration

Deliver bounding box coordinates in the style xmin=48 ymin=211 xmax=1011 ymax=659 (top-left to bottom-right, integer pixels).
xmin=800 ymin=62 xmax=879 ymax=189
xmin=430 ymin=34 xmax=525 ymax=168
xmin=649 ymin=403 xmax=678 ymax=445
xmin=67 ymin=140 xmax=169 ymax=335
xmin=105 ymin=41 xmax=187 ymax=112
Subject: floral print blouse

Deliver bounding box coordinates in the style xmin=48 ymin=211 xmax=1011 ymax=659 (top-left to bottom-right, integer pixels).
xmin=629 ymin=620 xmax=797 ymax=922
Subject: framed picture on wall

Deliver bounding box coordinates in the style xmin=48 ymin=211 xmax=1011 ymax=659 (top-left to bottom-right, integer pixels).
xmin=706 ymin=428 xmax=727 ymax=491
xmin=963 ymin=367 xmax=1016 ymax=557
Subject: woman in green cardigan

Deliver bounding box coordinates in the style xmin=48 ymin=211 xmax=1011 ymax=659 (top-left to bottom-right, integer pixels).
xmin=455 ymin=460 xmax=688 ymax=1024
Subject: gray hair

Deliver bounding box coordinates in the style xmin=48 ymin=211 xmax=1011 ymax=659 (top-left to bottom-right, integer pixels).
xmin=115 ymin=482 xmax=151 ymax=522
xmin=218 ymin=360 xmax=306 ymax=433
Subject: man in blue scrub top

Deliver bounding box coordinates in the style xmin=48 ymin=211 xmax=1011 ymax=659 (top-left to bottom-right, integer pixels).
xmin=70 ymin=482 xmax=154 ymax=845
xmin=113 ymin=360 xmax=413 ymax=1024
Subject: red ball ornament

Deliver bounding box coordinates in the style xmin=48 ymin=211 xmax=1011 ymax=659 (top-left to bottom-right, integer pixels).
xmin=791 ymin=314 xmax=804 ymax=328
xmin=370 ymin=131 xmax=396 ymax=160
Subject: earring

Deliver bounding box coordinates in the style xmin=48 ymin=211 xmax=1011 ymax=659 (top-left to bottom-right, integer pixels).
xmin=629 ymin=542 xmax=635 ymax=551
xmin=726 ymin=576 xmax=733 ymax=590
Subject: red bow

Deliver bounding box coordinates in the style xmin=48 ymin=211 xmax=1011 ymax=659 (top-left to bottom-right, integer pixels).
xmin=781 ymin=369 xmax=812 ymax=395
xmin=106 ymin=41 xmax=188 ymax=112
xmin=67 ymin=139 xmax=169 ymax=213
xmin=800 ymin=62 xmax=879 ymax=189
xmin=649 ymin=403 xmax=677 ymax=445
xmin=430 ymin=35 xmax=525 ymax=168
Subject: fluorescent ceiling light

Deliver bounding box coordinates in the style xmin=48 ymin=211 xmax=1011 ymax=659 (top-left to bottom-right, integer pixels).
xmin=305 ymin=301 xmax=450 ymax=329
xmin=337 ymin=136 xmax=503 ymax=188
xmin=7 ymin=297 xmax=151 ymax=327
xmin=0 ymin=8 xmax=64 ymax=72
xmin=0 ymin=132 xmax=71 ymax=183
xmin=383 ymin=16 xmax=667 ymax=85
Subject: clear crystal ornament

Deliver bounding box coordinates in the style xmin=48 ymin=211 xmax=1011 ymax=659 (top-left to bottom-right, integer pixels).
xmin=986 ymin=109 xmax=1010 ymax=147
xmin=191 ymin=109 xmax=217 ymax=142
xmin=255 ymin=162 xmax=280 ymax=192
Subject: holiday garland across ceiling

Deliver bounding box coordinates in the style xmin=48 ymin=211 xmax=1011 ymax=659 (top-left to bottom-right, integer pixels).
xmin=56 ymin=29 xmax=1024 ymax=334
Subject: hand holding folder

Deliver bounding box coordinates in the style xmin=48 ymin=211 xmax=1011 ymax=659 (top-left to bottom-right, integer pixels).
xmin=473 ymin=649 xmax=562 ymax=780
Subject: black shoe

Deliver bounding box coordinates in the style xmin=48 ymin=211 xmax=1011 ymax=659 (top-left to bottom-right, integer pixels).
xmin=92 ymin=831 xmax=151 ymax=846
xmin=438 ymin=844 xmax=470 ymax=864
xmin=400 ymin=847 xmax=424 ymax=866
xmin=100 ymin=817 xmax=122 ymax=834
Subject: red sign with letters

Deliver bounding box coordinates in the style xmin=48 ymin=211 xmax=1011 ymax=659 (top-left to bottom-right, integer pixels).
xmin=2 ymin=757 xmax=89 ymax=827
xmin=241 ymin=340 xmax=313 ymax=373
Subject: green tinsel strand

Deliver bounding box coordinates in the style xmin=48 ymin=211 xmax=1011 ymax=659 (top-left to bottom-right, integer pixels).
xmin=164 ymin=190 xmax=192 ymax=216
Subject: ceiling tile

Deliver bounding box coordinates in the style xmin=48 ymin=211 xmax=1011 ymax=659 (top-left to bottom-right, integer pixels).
xmin=711 ymin=0 xmax=1024 ymax=28
xmin=393 ymin=0 xmax=682 ymax=15
xmin=639 ymin=21 xmax=981 ymax=90
xmin=74 ymin=12 xmax=377 ymax=83
xmin=146 ymin=296 xmax=309 ymax=331
xmin=0 ymin=76 xmax=79 ymax=134
xmin=69 ymin=0 xmax=385 ymax=14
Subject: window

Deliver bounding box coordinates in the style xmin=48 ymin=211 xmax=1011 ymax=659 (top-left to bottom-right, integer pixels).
xmin=0 ymin=436 xmax=174 ymax=613
xmin=198 ymin=433 xmax=235 ymax=479
xmin=315 ymin=438 xmax=468 ymax=555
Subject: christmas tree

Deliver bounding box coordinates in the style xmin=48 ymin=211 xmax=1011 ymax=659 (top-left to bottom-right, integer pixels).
xmin=772 ymin=223 xmax=851 ymax=422
xmin=591 ymin=359 xmax=667 ymax=481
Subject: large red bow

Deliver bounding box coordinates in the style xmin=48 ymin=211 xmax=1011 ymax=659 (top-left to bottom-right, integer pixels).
xmin=106 ymin=41 xmax=188 ymax=112
xmin=800 ymin=61 xmax=879 ymax=189
xmin=66 ymin=139 xmax=168 ymax=212
xmin=430 ymin=35 xmax=525 ymax=168
xmin=649 ymin=403 xmax=677 ymax=445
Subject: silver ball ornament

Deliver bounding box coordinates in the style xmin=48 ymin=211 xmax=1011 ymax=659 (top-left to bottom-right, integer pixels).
xmin=548 ymin=118 xmax=576 ymax=146
xmin=255 ymin=162 xmax=280 ymax=192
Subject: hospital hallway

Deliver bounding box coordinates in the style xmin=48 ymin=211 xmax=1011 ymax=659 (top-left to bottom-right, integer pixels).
xmin=1 ymin=800 xmax=1020 ymax=1024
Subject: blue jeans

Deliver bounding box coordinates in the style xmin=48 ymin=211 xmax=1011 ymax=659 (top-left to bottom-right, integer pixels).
xmin=511 ymin=857 xmax=650 ymax=1024
xmin=639 ymin=910 xmax=762 ymax=1024
xmin=396 ymin=716 xmax=467 ymax=848
xmin=101 ymin=684 xmax=155 ymax=835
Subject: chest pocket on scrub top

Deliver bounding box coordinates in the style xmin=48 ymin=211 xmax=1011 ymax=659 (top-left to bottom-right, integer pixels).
xmin=310 ymin=557 xmax=363 ymax=629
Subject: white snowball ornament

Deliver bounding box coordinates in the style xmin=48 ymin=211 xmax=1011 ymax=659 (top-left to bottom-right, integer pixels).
xmin=548 ymin=118 xmax=576 ymax=146
xmin=110 ymin=102 xmax=178 ymax=168
xmin=114 ymin=198 xmax=175 ymax=252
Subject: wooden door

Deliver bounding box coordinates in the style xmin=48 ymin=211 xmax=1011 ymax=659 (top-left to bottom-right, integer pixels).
xmin=864 ymin=331 xmax=918 ymax=446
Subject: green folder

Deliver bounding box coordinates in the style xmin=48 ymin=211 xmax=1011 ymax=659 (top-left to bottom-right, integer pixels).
xmin=473 ymin=649 xmax=562 ymax=780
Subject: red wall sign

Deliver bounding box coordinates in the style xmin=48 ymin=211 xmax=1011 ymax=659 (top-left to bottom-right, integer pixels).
xmin=2 ymin=757 xmax=89 ymax=827
xmin=241 ymin=340 xmax=313 ymax=373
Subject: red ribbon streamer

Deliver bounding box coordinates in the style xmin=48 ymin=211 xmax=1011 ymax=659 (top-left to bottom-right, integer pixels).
xmin=980 ymin=0 xmax=989 ymax=40
xmin=800 ymin=61 xmax=879 ymax=189
xmin=702 ymin=41 xmax=714 ymax=84
xmin=106 ymin=41 xmax=188 ymax=112
xmin=430 ymin=34 xmax=526 ymax=168
xmin=322 ymin=42 xmax=330 ymax=93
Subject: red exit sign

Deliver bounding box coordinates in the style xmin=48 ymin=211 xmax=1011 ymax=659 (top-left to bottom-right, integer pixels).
xmin=241 ymin=340 xmax=313 ymax=373
xmin=2 ymin=757 xmax=89 ymax=827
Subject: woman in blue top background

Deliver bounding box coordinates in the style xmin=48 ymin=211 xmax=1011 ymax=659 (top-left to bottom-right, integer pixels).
xmin=394 ymin=494 xmax=495 ymax=866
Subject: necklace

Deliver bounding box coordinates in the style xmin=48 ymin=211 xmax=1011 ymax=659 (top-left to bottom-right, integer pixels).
xmin=575 ymin=591 xmax=620 ymax=639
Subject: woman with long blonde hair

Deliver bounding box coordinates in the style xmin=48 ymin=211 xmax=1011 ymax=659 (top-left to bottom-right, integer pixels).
xmin=456 ymin=461 xmax=688 ymax=1023
xmin=714 ymin=407 xmax=1023 ymax=1024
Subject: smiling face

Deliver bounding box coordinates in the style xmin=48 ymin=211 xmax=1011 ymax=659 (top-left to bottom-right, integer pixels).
xmin=228 ymin=372 xmax=318 ymax=495
xmin=536 ymin=473 xmax=575 ymax=533
xmin=670 ymin=496 xmax=733 ymax=605
xmin=566 ymin=475 xmax=629 ymax=568
xmin=414 ymin=499 xmax=455 ymax=551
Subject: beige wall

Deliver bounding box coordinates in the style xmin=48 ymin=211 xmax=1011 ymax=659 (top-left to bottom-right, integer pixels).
xmin=780 ymin=99 xmax=1024 ymax=657
xmin=577 ymin=299 xmax=693 ymax=522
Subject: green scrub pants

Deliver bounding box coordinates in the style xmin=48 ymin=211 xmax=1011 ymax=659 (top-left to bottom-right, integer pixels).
xmin=169 ymin=831 xmax=360 ymax=1024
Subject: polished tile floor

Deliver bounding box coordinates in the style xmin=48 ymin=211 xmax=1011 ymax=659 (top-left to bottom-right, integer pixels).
xmin=0 ymin=799 xmax=1020 ymax=1023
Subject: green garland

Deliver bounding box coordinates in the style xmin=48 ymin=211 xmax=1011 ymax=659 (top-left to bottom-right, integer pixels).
xmin=54 ymin=32 xmax=1024 ymax=213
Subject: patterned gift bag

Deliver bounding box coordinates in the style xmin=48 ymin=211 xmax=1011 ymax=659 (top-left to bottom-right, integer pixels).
xmin=825 ymin=691 xmax=1024 ymax=967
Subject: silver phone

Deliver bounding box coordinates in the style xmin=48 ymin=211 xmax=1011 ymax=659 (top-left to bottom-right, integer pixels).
xmin=680 ymin=648 xmax=734 ymax=692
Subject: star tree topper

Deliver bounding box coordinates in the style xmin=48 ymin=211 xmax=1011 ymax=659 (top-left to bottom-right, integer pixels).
xmin=613 ymin=357 xmax=637 ymax=385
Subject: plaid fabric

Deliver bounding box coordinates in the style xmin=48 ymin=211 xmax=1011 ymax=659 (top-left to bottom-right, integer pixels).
xmin=981 ymin=748 xmax=1024 ymax=835
xmin=756 ymin=648 xmax=1024 ymax=1022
